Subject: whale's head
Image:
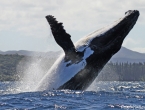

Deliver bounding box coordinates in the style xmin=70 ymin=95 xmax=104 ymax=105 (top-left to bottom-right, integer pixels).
xmin=74 ymin=10 xmax=139 ymax=69
xmin=77 ymin=10 xmax=140 ymax=60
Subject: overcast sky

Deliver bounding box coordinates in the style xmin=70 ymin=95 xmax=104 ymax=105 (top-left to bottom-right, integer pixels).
xmin=0 ymin=0 xmax=145 ymax=53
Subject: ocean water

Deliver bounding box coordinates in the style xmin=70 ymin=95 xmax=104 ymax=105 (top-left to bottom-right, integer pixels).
xmin=0 ymin=81 xmax=145 ymax=110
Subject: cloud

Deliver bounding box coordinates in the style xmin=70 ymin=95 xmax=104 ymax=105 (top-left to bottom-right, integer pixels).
xmin=0 ymin=0 xmax=144 ymax=52
xmin=0 ymin=0 xmax=145 ymax=50
xmin=0 ymin=0 xmax=145 ymax=37
xmin=123 ymin=38 xmax=139 ymax=48
xmin=123 ymin=37 xmax=145 ymax=53
xmin=132 ymin=47 xmax=145 ymax=53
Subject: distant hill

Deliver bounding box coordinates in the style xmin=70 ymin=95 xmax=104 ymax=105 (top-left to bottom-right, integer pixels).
xmin=0 ymin=50 xmax=61 ymax=58
xmin=0 ymin=47 xmax=145 ymax=63
xmin=111 ymin=47 xmax=145 ymax=63
xmin=0 ymin=48 xmax=145 ymax=81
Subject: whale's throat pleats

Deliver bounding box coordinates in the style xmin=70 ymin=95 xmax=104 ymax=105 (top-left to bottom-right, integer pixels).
xmin=46 ymin=15 xmax=76 ymax=57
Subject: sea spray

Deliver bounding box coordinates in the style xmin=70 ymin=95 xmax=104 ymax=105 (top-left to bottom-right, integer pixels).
xmin=36 ymin=53 xmax=65 ymax=91
xmin=15 ymin=52 xmax=60 ymax=92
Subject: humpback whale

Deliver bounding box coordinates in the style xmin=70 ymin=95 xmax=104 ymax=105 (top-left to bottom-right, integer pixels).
xmin=36 ymin=10 xmax=139 ymax=91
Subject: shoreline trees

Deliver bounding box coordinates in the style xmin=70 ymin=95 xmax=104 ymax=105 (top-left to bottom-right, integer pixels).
xmin=0 ymin=54 xmax=145 ymax=81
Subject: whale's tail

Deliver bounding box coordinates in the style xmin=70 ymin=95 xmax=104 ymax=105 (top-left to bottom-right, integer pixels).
xmin=46 ymin=15 xmax=76 ymax=56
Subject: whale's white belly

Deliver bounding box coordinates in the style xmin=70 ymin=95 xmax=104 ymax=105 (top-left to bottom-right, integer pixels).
xmin=36 ymin=47 xmax=94 ymax=91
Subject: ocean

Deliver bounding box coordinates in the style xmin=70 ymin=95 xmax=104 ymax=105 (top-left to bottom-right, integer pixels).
xmin=0 ymin=81 xmax=145 ymax=110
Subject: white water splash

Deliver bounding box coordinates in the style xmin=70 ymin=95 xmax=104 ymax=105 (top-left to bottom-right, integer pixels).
xmin=18 ymin=58 xmax=45 ymax=92
xmin=14 ymin=53 xmax=60 ymax=92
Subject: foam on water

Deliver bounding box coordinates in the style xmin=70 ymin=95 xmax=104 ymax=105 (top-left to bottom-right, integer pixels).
xmin=1 ymin=81 xmax=145 ymax=109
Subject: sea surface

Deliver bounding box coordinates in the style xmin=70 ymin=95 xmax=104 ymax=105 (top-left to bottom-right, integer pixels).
xmin=0 ymin=81 xmax=145 ymax=110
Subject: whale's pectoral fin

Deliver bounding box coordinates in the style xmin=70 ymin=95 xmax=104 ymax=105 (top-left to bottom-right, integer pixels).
xmin=46 ymin=15 xmax=76 ymax=55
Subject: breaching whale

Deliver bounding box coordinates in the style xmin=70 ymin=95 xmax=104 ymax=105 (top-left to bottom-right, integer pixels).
xmin=36 ymin=10 xmax=139 ymax=91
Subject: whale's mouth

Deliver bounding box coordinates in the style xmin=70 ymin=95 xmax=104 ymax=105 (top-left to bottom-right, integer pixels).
xmin=106 ymin=10 xmax=139 ymax=54
xmin=125 ymin=10 xmax=139 ymax=17
xmin=104 ymin=10 xmax=139 ymax=44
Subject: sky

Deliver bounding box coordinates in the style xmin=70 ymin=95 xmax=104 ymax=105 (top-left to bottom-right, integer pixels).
xmin=0 ymin=0 xmax=145 ymax=53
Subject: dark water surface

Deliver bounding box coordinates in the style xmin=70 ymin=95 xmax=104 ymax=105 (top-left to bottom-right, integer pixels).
xmin=0 ymin=81 xmax=145 ymax=110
